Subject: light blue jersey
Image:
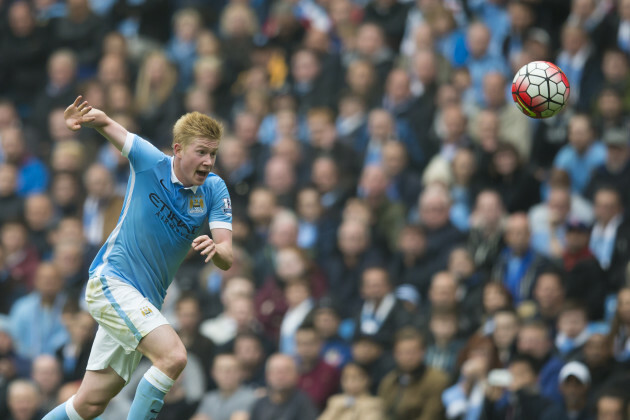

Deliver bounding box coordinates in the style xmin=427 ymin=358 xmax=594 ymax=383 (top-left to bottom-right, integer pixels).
xmin=89 ymin=133 xmax=232 ymax=308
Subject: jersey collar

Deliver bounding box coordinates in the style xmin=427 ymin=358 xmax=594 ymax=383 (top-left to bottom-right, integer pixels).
xmin=170 ymin=157 xmax=199 ymax=193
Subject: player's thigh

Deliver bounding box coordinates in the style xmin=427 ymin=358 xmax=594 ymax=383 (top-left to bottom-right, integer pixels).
xmin=75 ymin=367 xmax=126 ymax=406
xmin=136 ymin=324 xmax=187 ymax=366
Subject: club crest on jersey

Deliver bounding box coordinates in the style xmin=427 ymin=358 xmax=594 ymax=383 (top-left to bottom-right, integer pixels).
xmin=140 ymin=306 xmax=153 ymax=317
xmin=189 ymin=194 xmax=205 ymax=214
xmin=222 ymin=198 xmax=232 ymax=217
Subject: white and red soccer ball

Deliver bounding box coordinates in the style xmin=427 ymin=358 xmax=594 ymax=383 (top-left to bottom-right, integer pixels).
xmin=511 ymin=61 xmax=571 ymax=119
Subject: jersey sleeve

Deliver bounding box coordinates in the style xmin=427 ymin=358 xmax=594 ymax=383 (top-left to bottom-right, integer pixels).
xmin=208 ymin=177 xmax=233 ymax=231
xmin=122 ymin=132 xmax=167 ymax=172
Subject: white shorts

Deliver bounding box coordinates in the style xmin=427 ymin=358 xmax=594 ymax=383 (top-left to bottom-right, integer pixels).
xmin=85 ymin=276 xmax=169 ymax=383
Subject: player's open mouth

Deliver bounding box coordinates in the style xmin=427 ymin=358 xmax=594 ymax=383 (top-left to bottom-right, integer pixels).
xmin=195 ymin=170 xmax=209 ymax=179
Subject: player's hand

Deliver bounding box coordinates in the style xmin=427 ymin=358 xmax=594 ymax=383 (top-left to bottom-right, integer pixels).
xmin=192 ymin=235 xmax=216 ymax=263
xmin=64 ymin=95 xmax=101 ymax=131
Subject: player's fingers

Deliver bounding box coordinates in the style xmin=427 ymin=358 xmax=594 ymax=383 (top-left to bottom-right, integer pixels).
xmin=80 ymin=106 xmax=92 ymax=116
xmin=192 ymin=236 xmax=207 ymax=245
xmin=201 ymin=243 xmax=216 ymax=255
xmin=205 ymin=249 xmax=216 ymax=263
xmin=73 ymin=96 xmax=82 ymax=107
xmin=195 ymin=239 xmax=214 ymax=250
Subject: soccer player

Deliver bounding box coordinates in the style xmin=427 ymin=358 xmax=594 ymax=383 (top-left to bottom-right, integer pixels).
xmin=43 ymin=96 xmax=233 ymax=420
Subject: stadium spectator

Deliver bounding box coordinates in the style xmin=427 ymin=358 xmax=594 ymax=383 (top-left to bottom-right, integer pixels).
xmin=492 ymin=213 xmax=550 ymax=304
xmin=55 ymin=307 xmax=95 ymax=383
xmin=318 ymin=362 xmax=386 ymax=420
xmin=552 ymin=362 xmax=593 ymax=420
xmin=516 ymin=321 xmax=564 ymax=403
xmin=192 ymin=353 xmax=257 ymax=420
xmin=312 ymin=297 xmax=351 ymax=369
xmin=6 ymin=379 xmax=45 ymax=420
xmin=250 ymin=353 xmax=318 ymax=420
xmin=233 ymin=332 xmax=267 ymax=389
xmin=9 ymin=262 xmax=68 ymax=361
xmin=378 ymin=326 xmax=449 ymax=420
xmin=0 ymin=164 xmax=25 ymax=227
xmin=595 ymin=391 xmax=627 ymax=420
xmin=0 ymin=127 xmax=49 ymax=197
xmin=1 ymin=221 xmax=40 ymax=292
xmin=589 ymin=187 xmax=630 ymax=292
xmin=294 ymin=324 xmax=340 ymax=411
xmin=31 ymin=354 xmax=63 ymax=413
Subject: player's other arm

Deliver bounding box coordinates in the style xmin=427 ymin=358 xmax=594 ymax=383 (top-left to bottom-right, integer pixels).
xmin=64 ymin=95 xmax=128 ymax=152
xmin=192 ymin=229 xmax=233 ymax=270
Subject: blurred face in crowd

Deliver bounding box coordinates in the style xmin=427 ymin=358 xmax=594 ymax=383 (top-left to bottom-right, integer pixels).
xmin=493 ymin=311 xmax=519 ymax=350
xmin=467 ymin=23 xmax=491 ymax=58
xmin=218 ymin=137 xmax=247 ymax=173
xmin=212 ymin=355 xmax=242 ymax=393
xmin=338 ymin=220 xmax=369 ymax=257
xmin=561 ymin=375 xmax=589 ymax=409
xmin=311 ymin=157 xmax=338 ymax=193
xmin=547 ymin=188 xmax=571 ymax=224
xmin=176 ymin=298 xmax=201 ymax=332
xmin=234 ymin=112 xmax=260 ymax=146
xmin=616 ymin=288 xmax=630 ymax=325
xmin=295 ymin=328 xmax=322 ymax=366
xmin=452 ymin=149 xmax=476 ymax=185
xmin=9 ymin=2 xmax=34 ymax=37
xmin=504 ymin=214 xmax=530 ymax=255
xmin=0 ymin=128 xmax=25 ymax=163
xmin=275 ymin=247 xmax=307 ymax=281
xmin=234 ymin=335 xmax=264 ymax=370
xmin=597 ymin=396 xmax=625 ymax=420
xmin=430 ymin=313 xmax=457 ymax=343
xmin=368 ymin=109 xmax=394 ymax=142
xmin=566 ymin=228 xmax=590 ymax=253
xmin=621 ymin=0 xmax=630 ymax=21
xmin=419 ymin=187 xmax=451 ymax=230
xmin=0 ymin=164 xmax=17 ymax=197
xmin=561 ymin=25 xmax=587 ymax=55
xmin=517 ymin=326 xmax=551 ymax=360
xmin=533 ymin=273 xmax=565 ymax=314
xmin=361 ymin=268 xmax=390 ymax=301
xmin=84 ymin=164 xmax=114 ymax=200
xmin=360 ymin=165 xmax=389 ymax=201
xmin=269 ymin=212 xmax=298 ymax=249
xmin=557 ymin=309 xmax=587 ymax=339
xmin=248 ymin=188 xmax=276 ymax=227
xmin=341 ymin=364 xmax=370 ymax=396
xmin=583 ymin=334 xmax=611 ymax=368
xmin=297 ymin=188 xmax=322 ymax=222
xmin=48 ymin=52 xmax=77 ymax=88
xmin=429 ymin=272 xmax=457 ymax=309
xmin=352 ymin=338 xmax=382 ymax=364
xmin=473 ymin=191 xmax=505 ymax=230
xmin=266 ymin=355 xmax=298 ymax=393
xmin=382 ymin=141 xmax=407 ymax=177
xmin=413 ymin=49 xmax=437 ymax=85
xmin=1 ymin=223 xmax=27 ymax=254
xmin=292 ymin=50 xmax=320 ymax=84
xmin=35 ymin=263 xmax=64 ymax=300
xmin=385 ymin=69 xmax=411 ymax=104
xmin=602 ymin=50 xmax=629 ymax=83
xmin=594 ymin=190 xmax=622 ymax=225
xmin=32 ymin=355 xmax=62 ymax=396
xmin=25 ymin=194 xmax=54 ymax=231
xmin=442 ymin=105 xmax=467 ymax=143
xmin=398 ymin=226 xmax=426 ymax=257
xmin=483 ymin=73 xmax=507 ymax=109
xmin=8 ymin=381 xmax=41 ymax=420
xmin=356 ymin=23 xmax=384 ymax=56
xmin=314 ymin=308 xmax=339 ymax=339
xmin=394 ymin=337 xmax=425 ymax=372
xmin=347 ymin=60 xmax=375 ymax=95
xmin=493 ymin=147 xmax=519 ymax=176
xmin=509 ymin=2 xmax=533 ymax=31
xmin=264 ymin=156 xmax=296 ymax=196
xmin=477 ymin=110 xmax=500 ymax=151
xmin=508 ymin=360 xmax=537 ymax=391
xmin=448 ymin=248 xmax=475 ymax=280
xmin=568 ymin=115 xmax=594 ymax=153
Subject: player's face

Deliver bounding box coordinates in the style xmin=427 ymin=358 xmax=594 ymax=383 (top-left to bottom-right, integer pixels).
xmin=175 ymin=137 xmax=219 ymax=186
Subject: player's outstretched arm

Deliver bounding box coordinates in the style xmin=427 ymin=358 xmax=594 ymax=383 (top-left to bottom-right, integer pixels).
xmin=64 ymin=95 xmax=128 ymax=152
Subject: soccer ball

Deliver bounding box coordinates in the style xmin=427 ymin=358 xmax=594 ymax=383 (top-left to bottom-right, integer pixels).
xmin=511 ymin=61 xmax=570 ymax=119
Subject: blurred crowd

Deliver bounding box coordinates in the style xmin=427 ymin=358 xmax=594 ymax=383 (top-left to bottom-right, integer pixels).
xmin=1 ymin=0 xmax=630 ymax=419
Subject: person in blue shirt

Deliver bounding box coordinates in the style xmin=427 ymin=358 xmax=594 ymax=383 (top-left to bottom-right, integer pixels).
xmin=43 ymin=96 xmax=233 ymax=420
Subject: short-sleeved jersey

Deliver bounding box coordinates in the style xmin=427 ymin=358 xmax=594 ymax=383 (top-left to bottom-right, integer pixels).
xmin=89 ymin=133 xmax=232 ymax=308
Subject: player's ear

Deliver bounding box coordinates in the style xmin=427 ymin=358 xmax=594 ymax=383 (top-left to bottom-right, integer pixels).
xmin=173 ymin=143 xmax=183 ymax=157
